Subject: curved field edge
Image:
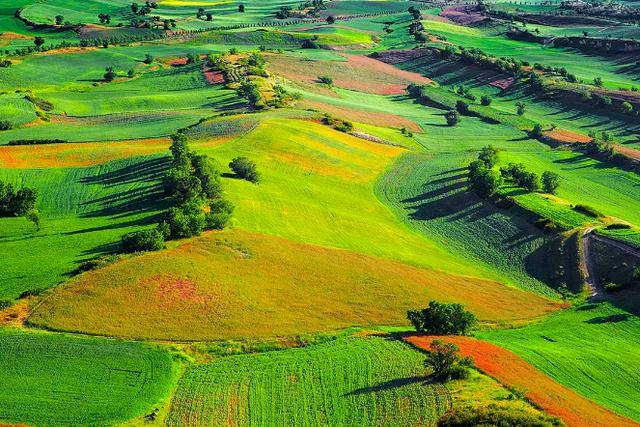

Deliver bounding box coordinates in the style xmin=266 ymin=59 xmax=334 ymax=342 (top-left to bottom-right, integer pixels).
xmin=405 ymin=335 xmax=637 ymax=427
xmin=0 ymin=328 xmax=178 ymax=426
xmin=478 ymin=303 xmax=640 ymax=422
xmin=26 ymin=228 xmax=559 ymax=341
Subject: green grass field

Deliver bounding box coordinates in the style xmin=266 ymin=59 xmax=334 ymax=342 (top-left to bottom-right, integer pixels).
xmin=167 ymin=334 xmax=545 ymax=426
xmin=480 ymin=302 xmax=640 ymax=422
xmin=0 ymin=328 xmax=176 ymax=425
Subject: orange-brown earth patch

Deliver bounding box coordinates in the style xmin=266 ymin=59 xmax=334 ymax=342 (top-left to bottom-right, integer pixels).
xmin=544 ymin=128 xmax=592 ymax=144
xmin=0 ymin=138 xmax=171 ymax=168
xmin=614 ymin=144 xmax=640 ymax=161
xmin=28 ymin=229 xmax=560 ymax=341
xmin=301 ymin=99 xmax=422 ymax=133
xmin=405 ymin=336 xmax=637 ymax=427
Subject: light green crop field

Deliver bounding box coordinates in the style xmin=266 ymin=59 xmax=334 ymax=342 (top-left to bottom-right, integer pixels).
xmin=0 ymin=328 xmax=176 ymax=426
xmin=0 ymin=156 xmax=169 ymax=298
xmin=480 ymin=302 xmax=640 ymax=422
xmin=167 ymin=334 xmax=542 ymax=426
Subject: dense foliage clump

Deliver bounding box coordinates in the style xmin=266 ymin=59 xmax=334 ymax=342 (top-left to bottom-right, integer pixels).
xmin=407 ymin=301 xmax=477 ymax=335
xmin=229 ymin=156 xmax=260 ymax=183
xmin=423 ymin=340 xmax=474 ymax=381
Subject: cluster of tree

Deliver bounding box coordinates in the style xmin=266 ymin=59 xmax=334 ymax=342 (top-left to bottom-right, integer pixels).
xmin=407 ymin=301 xmax=477 ymax=336
xmin=276 ymin=6 xmax=293 ymax=19
xmin=121 ymin=133 xmax=234 ymax=252
xmin=468 ymin=145 xmax=502 ymax=198
xmin=437 ymin=405 xmax=562 ymax=427
xmin=237 ymin=79 xmax=262 ymax=108
xmin=131 ymin=1 xmax=158 ymax=16
xmin=196 ymin=7 xmax=213 ymax=21
xmin=322 ymin=114 xmax=354 ymax=133
xmin=0 ymin=180 xmax=39 ymax=229
xmin=407 ymin=6 xmax=427 ymax=43
xmin=452 ymin=84 xmax=476 ymax=101
xmin=297 ymin=0 xmax=327 ymax=18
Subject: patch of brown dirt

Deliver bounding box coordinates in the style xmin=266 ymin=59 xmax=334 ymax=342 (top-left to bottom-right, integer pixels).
xmin=544 ymin=129 xmax=592 ymax=144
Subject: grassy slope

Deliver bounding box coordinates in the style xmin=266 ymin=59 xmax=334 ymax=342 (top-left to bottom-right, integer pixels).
xmin=479 ymin=303 xmax=640 ymax=422
xmin=0 ymin=328 xmax=176 ymax=426
xmin=167 ymin=334 xmax=545 ymax=426
xmin=28 ymin=228 xmax=557 ymax=341
xmin=0 ymin=155 xmax=169 ymax=299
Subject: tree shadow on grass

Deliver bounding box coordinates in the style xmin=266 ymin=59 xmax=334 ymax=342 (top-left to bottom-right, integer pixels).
xmin=344 ymin=376 xmax=428 ymax=396
xmin=585 ymin=313 xmax=630 ymax=324
xmin=79 ymin=156 xmax=172 ymax=220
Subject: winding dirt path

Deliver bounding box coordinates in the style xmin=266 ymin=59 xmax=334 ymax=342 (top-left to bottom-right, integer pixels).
xmin=581 ymin=227 xmax=600 ymax=299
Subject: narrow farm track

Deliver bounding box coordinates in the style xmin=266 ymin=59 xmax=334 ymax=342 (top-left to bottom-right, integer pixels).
xmin=405 ymin=336 xmax=640 ymax=427
xmin=581 ymin=227 xmax=600 ymax=299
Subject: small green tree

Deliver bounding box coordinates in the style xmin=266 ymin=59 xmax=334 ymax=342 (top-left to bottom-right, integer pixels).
xmin=530 ymin=123 xmax=544 ymax=139
xmin=541 ymin=171 xmax=560 ymax=194
xmin=407 ymin=301 xmax=477 ymax=335
xmin=593 ymin=76 xmax=603 ymax=87
xmin=34 ymin=36 xmax=45 ymax=48
xmin=516 ymin=101 xmax=526 ymax=116
xmin=121 ymin=228 xmax=165 ymax=252
xmin=317 ymin=76 xmax=333 ymax=86
xmin=143 ymin=53 xmax=154 ymax=64
xmin=55 ymin=15 xmax=64 ymax=25
xmin=238 ymin=4 xmax=245 ymax=12
xmin=424 ymin=340 xmax=473 ymax=381
xmin=326 ymin=15 xmax=335 ymax=24
xmin=480 ymin=95 xmax=492 ymax=106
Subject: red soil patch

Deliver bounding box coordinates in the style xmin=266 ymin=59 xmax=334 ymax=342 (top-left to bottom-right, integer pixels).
xmin=405 ymin=336 xmax=637 ymax=427
xmin=544 ymin=129 xmax=592 ymax=144
xmin=489 ymin=77 xmax=515 ymax=90
xmin=169 ymin=57 xmax=188 ymax=67
xmin=343 ymin=54 xmax=433 ymax=91
xmin=301 ymin=99 xmax=422 ymax=133
xmin=202 ymin=66 xmax=225 ymax=85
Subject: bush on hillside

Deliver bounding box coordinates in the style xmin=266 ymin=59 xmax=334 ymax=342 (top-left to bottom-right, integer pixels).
xmin=478 ymin=145 xmax=498 ymax=168
xmin=407 ymin=301 xmax=477 ymax=335
xmin=121 ymin=228 xmax=165 ymax=253
xmin=437 ymin=405 xmax=563 ymax=427
xmin=229 ymin=156 xmax=260 ymax=183
xmin=480 ymin=95 xmax=492 ymax=106
xmin=423 ymin=340 xmax=473 ymax=381
xmin=445 ymin=110 xmax=459 ymax=126
xmin=0 ymin=120 xmax=13 ymax=131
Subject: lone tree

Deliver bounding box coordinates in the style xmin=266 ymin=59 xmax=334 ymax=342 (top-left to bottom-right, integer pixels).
xmin=516 ymin=101 xmax=526 ymax=116
xmin=238 ymin=4 xmax=245 ymax=12
xmin=424 ymin=340 xmax=473 ymax=381
xmin=326 ymin=15 xmax=335 ymax=24
xmin=407 ymin=301 xmax=477 ymax=335
xmin=33 ymin=36 xmax=45 ymax=48
xmin=317 ymin=76 xmax=333 ymax=86
xmin=480 ymin=95 xmax=492 ymax=106
xmin=55 ymin=15 xmax=64 ymax=25
xmin=229 ymin=156 xmax=260 ymax=183
xmin=103 ymin=66 xmax=117 ymax=82
xmin=445 ymin=110 xmax=459 ymax=126
xmin=542 ymin=171 xmax=560 ymax=194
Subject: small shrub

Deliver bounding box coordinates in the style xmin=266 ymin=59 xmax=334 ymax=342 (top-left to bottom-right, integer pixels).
xmin=604 ymin=282 xmax=627 ymax=293
xmin=229 ymin=156 xmax=260 ymax=183
xmin=317 ymin=76 xmax=333 ymax=86
xmin=0 ymin=120 xmax=13 ymax=131
xmin=121 ymin=228 xmax=165 ymax=253
xmin=437 ymin=405 xmax=562 ymax=427
xmin=541 ymin=171 xmax=560 ymax=194
xmin=480 ymin=95 xmax=492 ymax=106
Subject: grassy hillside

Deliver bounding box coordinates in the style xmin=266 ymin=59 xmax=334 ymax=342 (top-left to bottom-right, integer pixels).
xmin=28 ymin=228 xmax=558 ymax=341
xmin=0 ymin=328 xmax=176 ymax=426
xmin=479 ymin=303 xmax=640 ymax=422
